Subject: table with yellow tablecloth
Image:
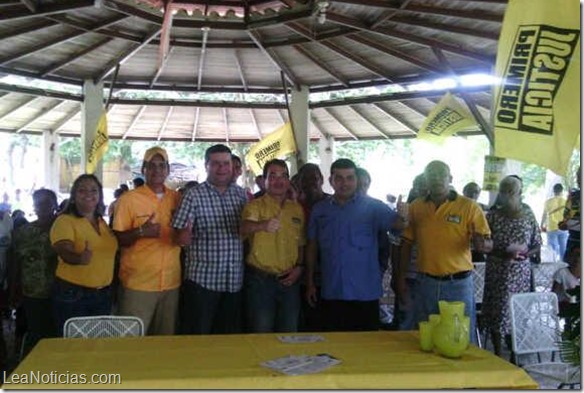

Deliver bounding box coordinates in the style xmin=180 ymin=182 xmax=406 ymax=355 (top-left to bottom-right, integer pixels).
xmin=3 ymin=331 xmax=537 ymax=389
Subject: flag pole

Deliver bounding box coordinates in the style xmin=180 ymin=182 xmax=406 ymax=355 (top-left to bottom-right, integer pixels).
xmin=280 ymin=71 xmax=300 ymax=166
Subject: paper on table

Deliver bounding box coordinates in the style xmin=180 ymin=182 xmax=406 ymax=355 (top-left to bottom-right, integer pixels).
xmin=261 ymin=354 xmax=341 ymax=376
xmin=277 ymin=335 xmax=325 ymax=343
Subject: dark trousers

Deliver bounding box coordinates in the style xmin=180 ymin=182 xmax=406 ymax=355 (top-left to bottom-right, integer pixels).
xmin=320 ymin=299 xmax=380 ymax=332
xmin=51 ymin=279 xmax=112 ymax=336
xmin=181 ymin=280 xmax=242 ymax=335
xmin=298 ymin=285 xmax=326 ymax=332
xmin=22 ymin=296 xmax=57 ymax=353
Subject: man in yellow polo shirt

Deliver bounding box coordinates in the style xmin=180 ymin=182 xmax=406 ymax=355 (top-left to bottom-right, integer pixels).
xmin=241 ymin=159 xmax=305 ymax=332
xmin=113 ymin=147 xmax=181 ymax=335
xmin=398 ymin=160 xmax=492 ymax=344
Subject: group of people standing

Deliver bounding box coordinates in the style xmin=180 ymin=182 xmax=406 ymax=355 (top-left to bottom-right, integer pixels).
xmin=5 ymin=143 xmax=580 ymax=363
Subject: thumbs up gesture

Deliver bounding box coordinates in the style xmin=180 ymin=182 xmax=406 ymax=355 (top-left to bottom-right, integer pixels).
xmin=176 ymin=219 xmax=193 ymax=246
xmin=264 ymin=212 xmax=281 ymax=233
xmin=141 ymin=213 xmax=161 ymax=238
xmin=79 ymin=241 xmax=92 ymax=265
xmin=396 ymin=194 xmax=409 ymax=221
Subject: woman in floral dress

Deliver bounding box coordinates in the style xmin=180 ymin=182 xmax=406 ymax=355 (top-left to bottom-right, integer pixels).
xmin=483 ymin=175 xmax=542 ymax=356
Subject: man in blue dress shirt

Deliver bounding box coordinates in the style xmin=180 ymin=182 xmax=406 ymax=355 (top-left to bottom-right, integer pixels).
xmin=305 ymin=159 xmax=408 ymax=331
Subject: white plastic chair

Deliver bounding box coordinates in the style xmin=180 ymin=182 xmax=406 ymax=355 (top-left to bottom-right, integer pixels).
xmin=531 ymin=262 xmax=568 ymax=292
xmin=472 ymin=262 xmax=486 ymax=348
xmin=509 ymin=292 xmax=580 ymax=389
xmin=63 ymin=315 xmax=144 ymax=338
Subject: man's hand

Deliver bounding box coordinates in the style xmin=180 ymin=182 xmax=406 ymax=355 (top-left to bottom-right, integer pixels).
xmin=141 ymin=213 xmax=161 ymax=238
xmin=264 ymin=214 xmax=281 ymax=233
xmin=305 ymin=282 xmax=317 ymax=307
xmin=176 ymin=219 xmax=193 ymax=246
xmin=278 ymin=265 xmax=303 ymax=287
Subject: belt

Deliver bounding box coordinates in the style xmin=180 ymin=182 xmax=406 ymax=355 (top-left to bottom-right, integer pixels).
xmin=422 ymin=271 xmax=472 ymax=281
xmin=55 ymin=277 xmax=111 ymax=292
xmin=245 ymin=264 xmax=284 ymax=279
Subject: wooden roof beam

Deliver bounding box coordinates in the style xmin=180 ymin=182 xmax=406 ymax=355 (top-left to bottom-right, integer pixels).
xmin=109 ymin=97 xmax=286 ymax=109
xmin=122 ymin=105 xmax=146 ymax=139
xmin=0 ymin=96 xmax=39 ymax=123
xmin=197 ymin=27 xmax=210 ymax=91
xmin=346 ymin=35 xmax=444 ymax=74
xmin=349 ymin=105 xmax=390 ymax=139
xmin=0 ymin=19 xmax=57 ymax=40
xmin=40 ymin=37 xmax=114 ymax=77
xmin=372 ymin=103 xmax=417 ymax=135
xmin=233 ymin=49 xmax=248 ymax=92
xmin=310 ymin=84 xmax=489 ymax=108
xmin=247 ymin=30 xmax=300 ymax=90
xmin=52 ymin=104 xmax=81 ymax=134
xmin=0 ymin=0 xmax=94 ymax=22
xmin=323 ymin=107 xmax=359 ymax=140
xmin=19 ymin=0 xmax=37 ymax=12
xmin=309 ymin=114 xmax=329 ymax=139
xmin=191 ymin=107 xmax=200 ymax=142
xmin=0 ymin=82 xmax=83 ymax=101
xmin=389 ymin=15 xmax=500 ymax=41
xmin=94 ymin=27 xmax=162 ymax=83
xmin=15 ymin=100 xmax=65 ymax=133
xmin=157 ymin=106 xmax=174 ymax=141
xmin=320 ymin=40 xmax=395 ymax=82
xmin=293 ymin=44 xmax=350 ymax=87
xmin=249 ymin=108 xmax=262 ymax=140
xmin=149 ymin=46 xmax=174 ymax=88
xmin=325 ymin=12 xmax=494 ymax=64
xmin=222 ymin=108 xmax=230 ymax=142
xmin=331 ymin=0 xmax=504 ymax=22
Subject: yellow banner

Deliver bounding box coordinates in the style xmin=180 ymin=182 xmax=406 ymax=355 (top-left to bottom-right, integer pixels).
xmin=417 ymin=92 xmax=477 ymax=144
xmin=245 ymin=122 xmax=297 ymax=175
xmin=483 ymin=155 xmax=507 ymax=192
xmin=493 ymin=0 xmax=580 ymax=176
xmin=86 ymin=110 xmax=109 ymax=174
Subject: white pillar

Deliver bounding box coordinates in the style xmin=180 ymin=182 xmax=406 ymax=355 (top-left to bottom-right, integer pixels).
xmin=289 ymin=85 xmax=309 ymax=175
xmin=42 ymin=130 xmax=60 ymax=192
xmin=319 ymin=134 xmax=334 ymax=194
xmin=82 ymin=80 xmax=105 ymax=180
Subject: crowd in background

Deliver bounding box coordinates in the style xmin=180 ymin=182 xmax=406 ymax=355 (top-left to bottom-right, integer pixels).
xmin=0 ymin=144 xmax=580 ymax=368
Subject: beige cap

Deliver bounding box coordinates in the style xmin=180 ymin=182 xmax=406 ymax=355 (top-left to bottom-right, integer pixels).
xmin=143 ymin=146 xmax=168 ymax=162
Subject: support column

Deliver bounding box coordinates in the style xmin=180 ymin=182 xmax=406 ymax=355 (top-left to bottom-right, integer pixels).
xmin=82 ymin=80 xmax=105 ymax=180
xmin=319 ymin=134 xmax=334 ymax=194
xmin=42 ymin=130 xmax=60 ymax=192
xmin=289 ymin=85 xmax=309 ymax=175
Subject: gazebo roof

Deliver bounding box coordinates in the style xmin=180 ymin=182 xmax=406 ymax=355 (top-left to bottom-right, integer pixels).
xmin=0 ymin=0 xmax=506 ymax=142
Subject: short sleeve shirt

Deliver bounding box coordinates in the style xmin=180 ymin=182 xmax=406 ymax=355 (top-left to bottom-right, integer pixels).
xmin=402 ymin=192 xmax=491 ymax=275
xmin=242 ymin=194 xmax=305 ymax=274
xmin=51 ymin=214 xmax=117 ymax=288
xmin=113 ymin=185 xmax=181 ymax=291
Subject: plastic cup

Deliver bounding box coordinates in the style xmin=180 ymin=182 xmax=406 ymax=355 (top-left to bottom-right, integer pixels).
xmin=419 ymin=321 xmax=434 ymax=352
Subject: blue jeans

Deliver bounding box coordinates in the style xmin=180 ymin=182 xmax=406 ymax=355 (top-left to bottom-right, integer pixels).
xmin=52 ymin=279 xmax=112 ymax=336
xmin=398 ymin=277 xmax=417 ymax=331
xmin=245 ymin=268 xmax=300 ymax=333
xmin=413 ymin=273 xmax=477 ymax=344
xmin=546 ymin=230 xmax=569 ymax=261
xmin=181 ymin=280 xmax=242 ymax=334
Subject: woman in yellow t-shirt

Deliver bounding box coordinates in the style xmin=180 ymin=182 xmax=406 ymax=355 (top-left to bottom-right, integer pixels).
xmin=50 ymin=174 xmax=118 ymax=334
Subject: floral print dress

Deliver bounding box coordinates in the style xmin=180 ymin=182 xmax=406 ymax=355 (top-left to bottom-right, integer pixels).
xmin=482 ymin=204 xmax=542 ymax=335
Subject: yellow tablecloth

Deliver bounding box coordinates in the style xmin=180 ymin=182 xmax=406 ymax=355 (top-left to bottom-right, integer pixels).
xmin=3 ymin=331 xmax=537 ymax=389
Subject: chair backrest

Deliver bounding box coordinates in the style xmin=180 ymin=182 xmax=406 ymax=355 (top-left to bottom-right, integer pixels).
xmin=509 ymin=292 xmax=561 ymax=358
xmin=472 ymin=262 xmax=486 ymax=304
xmin=64 ymin=315 xmax=145 ymax=338
xmin=531 ymin=262 xmax=568 ymax=292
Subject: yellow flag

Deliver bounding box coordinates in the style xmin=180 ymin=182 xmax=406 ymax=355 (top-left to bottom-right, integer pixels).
xmin=417 ymin=92 xmax=477 ymax=144
xmin=245 ymin=122 xmax=297 ymax=176
xmin=493 ymin=0 xmax=580 ymax=176
xmin=86 ymin=110 xmax=109 ymax=174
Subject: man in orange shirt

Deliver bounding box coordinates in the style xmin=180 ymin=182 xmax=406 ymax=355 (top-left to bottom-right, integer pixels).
xmin=113 ymin=147 xmax=181 ymax=335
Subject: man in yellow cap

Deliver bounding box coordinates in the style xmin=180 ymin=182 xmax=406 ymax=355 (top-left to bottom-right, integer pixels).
xmin=113 ymin=146 xmax=182 ymax=335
